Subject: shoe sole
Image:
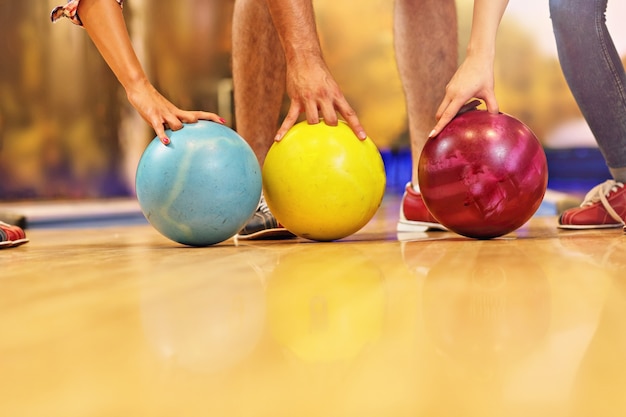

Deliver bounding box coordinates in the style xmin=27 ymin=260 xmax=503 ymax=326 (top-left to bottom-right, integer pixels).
xmin=558 ymin=223 xmax=623 ymax=230
xmin=10 ymin=238 xmax=29 ymax=247
xmin=0 ymin=238 xmax=29 ymax=249
xmin=236 ymin=228 xmax=297 ymax=240
xmin=397 ymin=219 xmax=448 ymax=233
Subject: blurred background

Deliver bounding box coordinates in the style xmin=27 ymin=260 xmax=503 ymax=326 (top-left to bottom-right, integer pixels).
xmin=1 ymin=0 xmax=625 ymax=202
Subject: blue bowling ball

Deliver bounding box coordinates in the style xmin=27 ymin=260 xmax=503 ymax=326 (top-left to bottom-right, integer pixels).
xmin=135 ymin=121 xmax=261 ymax=246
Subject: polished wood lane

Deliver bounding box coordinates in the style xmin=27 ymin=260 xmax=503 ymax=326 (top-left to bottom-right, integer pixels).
xmin=1 ymin=196 xmax=625 ymax=417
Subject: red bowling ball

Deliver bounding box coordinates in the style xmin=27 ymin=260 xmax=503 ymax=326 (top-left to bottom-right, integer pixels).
xmin=418 ymin=106 xmax=548 ymax=239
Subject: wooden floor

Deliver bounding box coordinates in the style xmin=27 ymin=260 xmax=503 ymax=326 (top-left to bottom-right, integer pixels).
xmin=1 ymin=195 xmax=626 ymax=417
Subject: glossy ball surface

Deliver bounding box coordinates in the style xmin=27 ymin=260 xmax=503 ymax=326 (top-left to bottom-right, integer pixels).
xmin=263 ymin=120 xmax=386 ymax=241
xmin=136 ymin=121 xmax=261 ymax=246
xmin=418 ymin=109 xmax=548 ymax=239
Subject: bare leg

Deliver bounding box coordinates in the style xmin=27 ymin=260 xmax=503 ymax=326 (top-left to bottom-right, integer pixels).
xmin=394 ymin=0 xmax=457 ymax=186
xmin=232 ymin=0 xmax=296 ymax=239
xmin=232 ymin=0 xmax=286 ymax=167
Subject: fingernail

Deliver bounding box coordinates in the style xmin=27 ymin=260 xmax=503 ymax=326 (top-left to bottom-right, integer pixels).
xmin=163 ymin=137 xmax=170 ymax=145
xmin=428 ymin=129 xmax=436 ymax=138
xmin=359 ymin=131 xmax=367 ymax=140
xmin=219 ymin=118 xmax=226 ymax=124
xmin=274 ymin=134 xmax=283 ymax=142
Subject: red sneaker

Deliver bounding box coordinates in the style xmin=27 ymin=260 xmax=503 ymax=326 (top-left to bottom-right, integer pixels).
xmin=558 ymin=180 xmax=626 ymax=229
xmin=0 ymin=227 xmax=10 ymax=248
xmin=397 ymin=183 xmax=447 ymax=232
xmin=0 ymin=221 xmax=29 ymax=247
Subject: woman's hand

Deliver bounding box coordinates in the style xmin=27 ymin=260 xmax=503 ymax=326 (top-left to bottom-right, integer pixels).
xmin=126 ymin=79 xmax=225 ymax=145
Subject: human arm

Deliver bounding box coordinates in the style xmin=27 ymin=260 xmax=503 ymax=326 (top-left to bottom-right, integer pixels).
xmin=429 ymin=0 xmax=509 ymax=138
xmin=56 ymin=0 xmax=224 ymax=145
xmin=265 ymin=0 xmax=366 ymax=141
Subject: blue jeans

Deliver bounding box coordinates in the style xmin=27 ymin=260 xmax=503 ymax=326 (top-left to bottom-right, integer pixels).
xmin=550 ymin=0 xmax=626 ymax=169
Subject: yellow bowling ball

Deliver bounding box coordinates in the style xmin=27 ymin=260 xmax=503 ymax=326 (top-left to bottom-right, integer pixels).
xmin=263 ymin=120 xmax=386 ymax=241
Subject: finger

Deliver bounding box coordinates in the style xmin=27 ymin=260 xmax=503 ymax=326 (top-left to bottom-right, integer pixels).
xmin=483 ymin=95 xmax=500 ymax=114
xmin=165 ymin=115 xmax=184 ymax=132
xmin=275 ymin=105 xmax=301 ymax=142
xmin=430 ymin=100 xmax=464 ymax=138
xmin=318 ymin=101 xmax=338 ymax=127
xmin=154 ymin=124 xmax=170 ymax=145
xmin=435 ymin=95 xmax=453 ymax=121
xmin=178 ymin=111 xmax=199 ymax=124
xmin=304 ymin=100 xmax=320 ymax=126
xmin=189 ymin=111 xmax=227 ymax=124
xmin=337 ymin=102 xmax=366 ymax=140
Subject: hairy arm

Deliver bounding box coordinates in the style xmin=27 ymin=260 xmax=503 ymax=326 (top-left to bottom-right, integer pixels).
xmin=266 ymin=0 xmax=366 ymax=140
xmin=430 ymin=0 xmax=509 ymax=137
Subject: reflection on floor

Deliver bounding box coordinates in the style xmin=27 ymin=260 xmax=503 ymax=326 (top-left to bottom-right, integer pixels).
xmin=0 ymin=193 xmax=625 ymax=417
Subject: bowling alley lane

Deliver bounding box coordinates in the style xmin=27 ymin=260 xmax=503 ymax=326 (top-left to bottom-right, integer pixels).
xmin=1 ymin=197 xmax=626 ymax=417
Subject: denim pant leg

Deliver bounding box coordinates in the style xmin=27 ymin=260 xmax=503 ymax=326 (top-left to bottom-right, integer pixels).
xmin=549 ymin=0 xmax=626 ymax=169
